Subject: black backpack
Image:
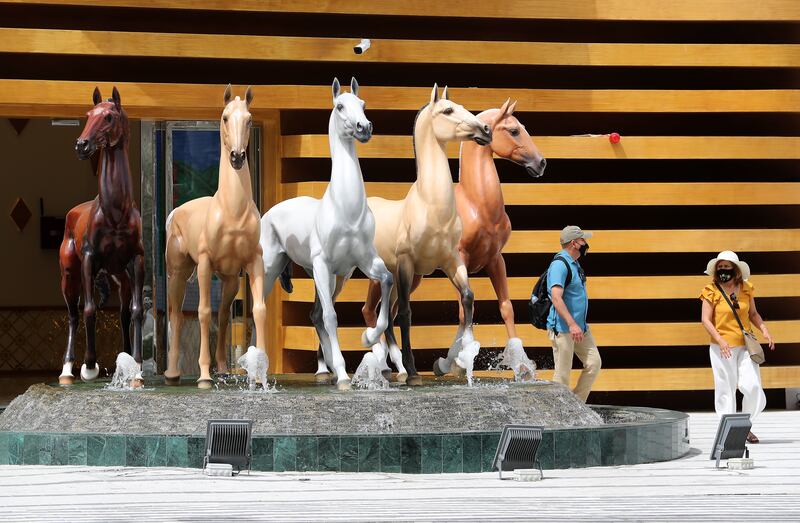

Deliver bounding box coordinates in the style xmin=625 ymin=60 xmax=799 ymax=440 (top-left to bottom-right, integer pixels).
xmin=528 ymin=256 xmax=572 ymax=330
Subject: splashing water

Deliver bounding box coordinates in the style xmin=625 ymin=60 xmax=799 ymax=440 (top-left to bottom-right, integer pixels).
xmin=237 ymin=346 xmax=269 ymax=391
xmin=456 ymin=340 xmax=481 ymax=386
xmin=352 ymin=352 xmax=389 ymax=390
xmin=500 ymin=337 xmax=536 ymax=382
xmin=106 ymin=352 xmax=143 ymax=390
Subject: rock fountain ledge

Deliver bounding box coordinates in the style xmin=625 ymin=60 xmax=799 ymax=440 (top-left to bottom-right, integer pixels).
xmin=0 ymin=376 xmax=690 ymax=473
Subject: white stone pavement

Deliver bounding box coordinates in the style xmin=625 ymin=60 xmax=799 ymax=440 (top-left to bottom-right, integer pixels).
xmin=0 ymin=411 xmax=798 ymax=522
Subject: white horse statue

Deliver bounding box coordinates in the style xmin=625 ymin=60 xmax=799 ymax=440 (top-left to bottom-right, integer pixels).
xmin=259 ymin=77 xmax=394 ymax=389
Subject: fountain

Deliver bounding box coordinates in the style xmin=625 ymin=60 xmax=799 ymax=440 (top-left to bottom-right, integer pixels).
xmin=0 ymin=371 xmax=689 ymax=472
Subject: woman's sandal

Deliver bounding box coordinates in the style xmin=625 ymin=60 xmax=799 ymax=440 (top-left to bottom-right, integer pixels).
xmin=746 ymin=432 xmax=760 ymax=444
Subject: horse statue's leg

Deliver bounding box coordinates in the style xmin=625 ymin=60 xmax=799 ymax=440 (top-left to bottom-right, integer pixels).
xmin=164 ymin=236 xmax=194 ymax=386
xmin=394 ymin=254 xmax=421 ymax=386
xmin=58 ymin=245 xmax=81 ymax=385
xmin=435 ymin=257 xmax=480 ymax=378
xmin=312 ymin=273 xmax=349 ymax=383
xmin=195 ymin=255 xmax=215 ymax=389
xmin=118 ymin=272 xmax=133 ymax=357
xmin=245 ymin=255 xmax=268 ymax=366
xmin=215 ymin=274 xmax=239 ymax=374
xmin=358 ymin=255 xmax=393 ymax=348
xmin=311 ymin=256 xmax=350 ymax=389
xmin=79 ymin=250 xmax=101 ymax=382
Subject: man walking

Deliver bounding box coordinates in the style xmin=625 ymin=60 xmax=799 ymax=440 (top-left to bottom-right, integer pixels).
xmin=547 ymin=225 xmax=601 ymax=402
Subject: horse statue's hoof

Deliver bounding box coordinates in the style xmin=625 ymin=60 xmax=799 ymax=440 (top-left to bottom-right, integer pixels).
xmin=164 ymin=375 xmax=181 ymax=386
xmin=361 ymin=329 xmax=376 ymax=348
xmin=451 ymin=363 xmax=467 ymax=378
xmin=433 ymin=357 xmax=449 ymax=377
xmin=80 ymin=363 xmax=100 ymax=382
xmin=406 ymin=374 xmax=423 ymax=387
xmin=58 ymin=374 xmax=74 ymax=386
xmin=196 ymin=378 xmax=214 ymax=390
xmin=315 ymin=372 xmax=331 ymax=384
xmin=381 ymin=369 xmax=392 ymax=380
xmin=336 ymin=378 xmax=352 ymax=391
xmin=395 ymin=371 xmax=408 ymax=384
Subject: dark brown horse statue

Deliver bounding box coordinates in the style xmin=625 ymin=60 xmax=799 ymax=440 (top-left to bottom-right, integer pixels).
xmin=58 ymin=87 xmax=145 ymax=387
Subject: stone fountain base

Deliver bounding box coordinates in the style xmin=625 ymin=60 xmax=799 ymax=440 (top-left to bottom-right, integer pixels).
xmin=0 ymin=375 xmax=690 ymax=473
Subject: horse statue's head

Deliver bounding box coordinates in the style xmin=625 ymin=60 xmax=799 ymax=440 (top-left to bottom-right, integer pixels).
xmin=482 ymin=99 xmax=546 ymax=178
xmin=426 ymin=84 xmax=492 ymax=146
xmin=221 ymin=84 xmax=253 ymax=170
xmin=331 ymin=77 xmax=372 ymax=143
xmin=75 ymin=86 xmax=128 ymax=160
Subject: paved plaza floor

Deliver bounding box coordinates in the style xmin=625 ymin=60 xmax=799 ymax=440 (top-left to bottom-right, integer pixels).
xmin=0 ymin=411 xmax=798 ymax=522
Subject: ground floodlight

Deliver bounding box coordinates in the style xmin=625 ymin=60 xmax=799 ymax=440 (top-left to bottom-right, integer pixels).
xmin=204 ymin=419 xmax=253 ymax=475
xmin=492 ymin=425 xmax=544 ymax=480
xmin=710 ymin=413 xmax=751 ymax=468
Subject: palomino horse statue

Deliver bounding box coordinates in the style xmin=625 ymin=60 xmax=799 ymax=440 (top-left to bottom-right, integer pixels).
xmin=353 ymin=85 xmax=492 ymax=386
xmin=362 ymin=100 xmax=546 ymax=376
xmin=259 ymin=77 xmax=394 ymax=389
xmin=59 ymin=87 xmax=145 ymax=386
xmin=165 ymin=84 xmax=267 ymax=388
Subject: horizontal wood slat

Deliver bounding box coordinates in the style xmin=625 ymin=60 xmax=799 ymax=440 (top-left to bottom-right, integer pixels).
xmin=6 ymin=0 xmax=800 ymax=21
xmin=282 ymin=274 xmax=800 ymax=302
xmin=283 ymin=320 xmax=800 ymax=350
xmin=3 ymin=28 xmax=799 ymax=67
xmin=468 ymin=366 xmax=800 ymax=391
xmin=2 ymin=81 xmax=799 ymax=117
xmin=283 ymin=182 xmax=800 ymax=206
xmin=282 ymin=135 xmax=800 ymax=160
xmin=502 ymin=229 xmax=800 ymax=253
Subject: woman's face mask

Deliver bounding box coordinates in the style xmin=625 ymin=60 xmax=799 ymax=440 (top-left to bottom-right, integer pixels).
xmin=716 ymin=267 xmax=735 ymax=282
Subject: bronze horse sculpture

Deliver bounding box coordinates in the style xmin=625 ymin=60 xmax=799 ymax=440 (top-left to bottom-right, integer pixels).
xmin=58 ymin=87 xmax=145 ymax=386
xmin=363 ymin=100 xmax=545 ymax=375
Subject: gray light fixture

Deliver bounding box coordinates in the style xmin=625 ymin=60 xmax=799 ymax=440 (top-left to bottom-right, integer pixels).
xmin=492 ymin=424 xmax=544 ymax=479
xmin=204 ymin=419 xmax=253 ymax=475
xmin=710 ymin=413 xmax=751 ymax=468
xmin=50 ymin=119 xmax=81 ymax=127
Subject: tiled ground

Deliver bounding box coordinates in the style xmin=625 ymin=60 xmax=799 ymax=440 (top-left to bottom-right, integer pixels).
xmin=0 ymin=411 xmax=797 ymax=522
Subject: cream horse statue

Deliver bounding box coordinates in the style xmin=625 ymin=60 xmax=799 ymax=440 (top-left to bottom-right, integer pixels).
xmin=259 ymin=78 xmax=394 ymax=389
xmin=164 ymin=85 xmax=266 ymax=388
xmin=320 ymin=85 xmax=492 ymax=385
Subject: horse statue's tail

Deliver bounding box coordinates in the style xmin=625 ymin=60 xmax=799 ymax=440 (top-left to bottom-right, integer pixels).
xmin=94 ymin=269 xmax=111 ymax=308
xmin=279 ymin=262 xmax=293 ymax=293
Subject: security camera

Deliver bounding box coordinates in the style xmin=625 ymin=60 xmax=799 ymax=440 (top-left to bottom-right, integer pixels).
xmin=354 ymin=39 xmax=371 ymax=55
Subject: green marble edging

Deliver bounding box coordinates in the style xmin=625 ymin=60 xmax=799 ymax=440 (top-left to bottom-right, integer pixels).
xmin=0 ymin=407 xmax=690 ymax=473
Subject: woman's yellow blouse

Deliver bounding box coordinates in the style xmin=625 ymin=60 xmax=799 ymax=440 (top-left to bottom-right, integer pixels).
xmin=700 ymin=280 xmax=754 ymax=347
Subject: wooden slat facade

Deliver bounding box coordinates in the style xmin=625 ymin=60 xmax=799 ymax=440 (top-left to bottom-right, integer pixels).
xmin=1 ymin=1 xmax=797 ymax=398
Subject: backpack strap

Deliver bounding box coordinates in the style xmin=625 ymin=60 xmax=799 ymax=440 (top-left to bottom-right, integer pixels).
xmin=553 ymin=255 xmax=572 ymax=288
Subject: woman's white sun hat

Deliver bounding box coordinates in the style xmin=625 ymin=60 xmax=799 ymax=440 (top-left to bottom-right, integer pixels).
xmin=705 ymin=250 xmax=750 ymax=280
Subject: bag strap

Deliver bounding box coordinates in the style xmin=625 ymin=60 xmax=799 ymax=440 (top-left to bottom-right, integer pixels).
xmin=554 ymin=255 xmax=572 ymax=288
xmin=715 ymin=282 xmax=747 ymax=333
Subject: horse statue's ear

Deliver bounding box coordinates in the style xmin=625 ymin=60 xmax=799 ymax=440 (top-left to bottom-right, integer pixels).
xmin=442 ymin=85 xmax=449 ymax=101
xmin=223 ymin=84 xmax=233 ymax=106
xmin=111 ymin=86 xmax=121 ymax=110
xmin=350 ymin=77 xmax=359 ymax=97
xmin=93 ymin=87 xmax=102 ymax=106
xmin=245 ymin=86 xmax=254 ymax=107
xmin=332 ymin=77 xmax=341 ymax=100
xmin=507 ymin=100 xmax=517 ymax=115
xmin=431 ymin=83 xmax=439 ymax=104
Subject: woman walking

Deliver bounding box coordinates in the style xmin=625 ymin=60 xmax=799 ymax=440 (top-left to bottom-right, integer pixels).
xmin=700 ymin=250 xmax=775 ymax=443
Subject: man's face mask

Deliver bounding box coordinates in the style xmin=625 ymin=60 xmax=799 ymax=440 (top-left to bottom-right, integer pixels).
xmin=717 ymin=268 xmax=735 ymax=282
xmin=575 ymin=240 xmax=589 ymax=257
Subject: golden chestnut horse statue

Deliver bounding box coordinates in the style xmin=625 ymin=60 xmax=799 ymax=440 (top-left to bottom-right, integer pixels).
xmin=164 ymin=85 xmax=266 ymax=388
xmin=347 ymin=85 xmax=492 ymax=386
xmin=363 ymin=100 xmax=546 ymax=378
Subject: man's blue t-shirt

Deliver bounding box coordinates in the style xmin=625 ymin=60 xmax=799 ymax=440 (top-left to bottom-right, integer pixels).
xmin=546 ymin=249 xmax=588 ymax=333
